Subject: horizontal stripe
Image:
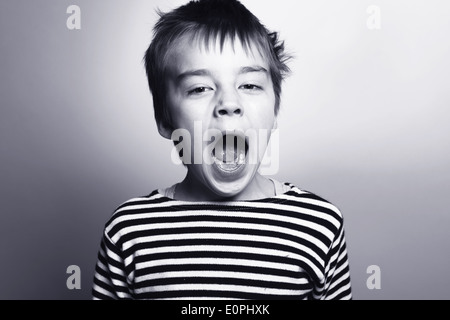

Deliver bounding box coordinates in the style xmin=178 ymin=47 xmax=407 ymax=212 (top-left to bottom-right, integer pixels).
xmin=136 ymin=289 xmax=307 ymax=300
xmin=134 ymin=283 xmax=307 ymax=296
xmin=135 ymin=257 xmax=301 ymax=273
xmin=133 ymin=276 xmax=311 ymax=292
xmin=134 ymin=263 xmax=307 ymax=280
xmin=135 ymin=270 xmax=310 ymax=286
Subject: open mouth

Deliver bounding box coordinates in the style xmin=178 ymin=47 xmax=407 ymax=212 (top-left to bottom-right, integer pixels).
xmin=212 ymin=133 xmax=248 ymax=173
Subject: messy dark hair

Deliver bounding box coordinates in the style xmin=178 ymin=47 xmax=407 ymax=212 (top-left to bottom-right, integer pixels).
xmin=144 ymin=0 xmax=291 ymax=131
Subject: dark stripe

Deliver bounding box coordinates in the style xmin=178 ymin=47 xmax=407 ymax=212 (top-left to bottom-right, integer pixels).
xmin=92 ymin=289 xmax=115 ymax=300
xmin=333 ymin=265 xmax=351 ymax=290
xmin=93 ymin=276 xmax=130 ymax=297
xmin=133 ymin=276 xmax=312 ymax=291
xmin=326 ymin=274 xmax=352 ymax=299
xmin=134 ymin=263 xmax=310 ymax=280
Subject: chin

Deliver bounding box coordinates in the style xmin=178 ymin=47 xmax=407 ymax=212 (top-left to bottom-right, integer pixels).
xmin=203 ymin=163 xmax=258 ymax=200
xmin=209 ymin=183 xmax=245 ymax=199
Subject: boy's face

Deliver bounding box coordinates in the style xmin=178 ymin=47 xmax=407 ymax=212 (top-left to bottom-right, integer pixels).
xmin=162 ymin=35 xmax=277 ymax=199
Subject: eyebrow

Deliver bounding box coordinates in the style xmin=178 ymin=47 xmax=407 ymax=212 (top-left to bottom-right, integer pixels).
xmin=176 ymin=69 xmax=212 ymax=83
xmin=176 ymin=65 xmax=268 ymax=83
xmin=239 ymin=65 xmax=268 ymax=75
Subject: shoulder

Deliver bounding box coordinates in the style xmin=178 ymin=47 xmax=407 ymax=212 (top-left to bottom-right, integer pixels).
xmin=279 ymin=182 xmax=344 ymax=228
xmin=102 ymin=189 xmax=171 ymax=240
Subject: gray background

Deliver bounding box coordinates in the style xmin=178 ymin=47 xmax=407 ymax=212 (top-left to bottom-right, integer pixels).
xmin=1 ymin=0 xmax=449 ymax=300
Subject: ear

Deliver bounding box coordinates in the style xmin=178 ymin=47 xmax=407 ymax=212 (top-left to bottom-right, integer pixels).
xmin=157 ymin=120 xmax=173 ymax=140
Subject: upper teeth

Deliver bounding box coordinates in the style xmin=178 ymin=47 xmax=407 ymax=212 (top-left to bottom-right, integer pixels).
xmin=213 ymin=152 xmax=245 ymax=165
xmin=213 ymin=134 xmax=247 ymax=163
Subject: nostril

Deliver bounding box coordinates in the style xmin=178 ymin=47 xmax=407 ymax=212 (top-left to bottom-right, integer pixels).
xmin=234 ymin=108 xmax=242 ymax=115
xmin=218 ymin=109 xmax=227 ymax=116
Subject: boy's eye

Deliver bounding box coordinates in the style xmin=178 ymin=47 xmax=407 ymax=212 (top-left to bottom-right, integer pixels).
xmin=239 ymin=84 xmax=261 ymax=90
xmin=187 ymin=86 xmax=212 ymax=95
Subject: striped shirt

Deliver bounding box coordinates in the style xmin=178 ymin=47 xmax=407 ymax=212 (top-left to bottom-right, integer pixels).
xmin=92 ymin=183 xmax=352 ymax=300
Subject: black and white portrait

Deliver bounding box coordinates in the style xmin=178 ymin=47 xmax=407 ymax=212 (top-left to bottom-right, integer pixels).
xmin=0 ymin=0 xmax=449 ymax=302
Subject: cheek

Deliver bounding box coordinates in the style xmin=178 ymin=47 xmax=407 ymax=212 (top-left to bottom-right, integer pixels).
xmin=253 ymin=100 xmax=277 ymax=128
xmin=176 ymin=111 xmax=209 ymax=134
xmin=167 ymin=101 xmax=194 ymax=129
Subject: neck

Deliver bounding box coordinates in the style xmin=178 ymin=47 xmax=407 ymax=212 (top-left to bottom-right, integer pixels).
xmin=174 ymin=171 xmax=275 ymax=202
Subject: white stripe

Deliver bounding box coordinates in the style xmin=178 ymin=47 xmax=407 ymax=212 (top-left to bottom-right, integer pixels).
xmin=327 ymin=270 xmax=349 ymax=293
xmin=94 ymin=272 xmax=111 ymax=286
xmin=134 ymin=283 xmax=309 ymax=296
xmin=92 ymin=278 xmax=133 ymax=300
xmin=96 ymin=258 xmax=131 ymax=284
xmin=333 ymin=258 xmax=349 ymax=279
xmin=96 ymin=259 xmax=109 ymax=273
xmin=95 ymin=272 xmax=129 ymax=290
xmin=97 ymin=247 xmax=128 ymax=277
xmin=135 ymin=257 xmax=301 ymax=273
xmin=92 ymin=283 xmax=117 ymax=299
xmin=324 ymin=282 xmax=352 ymax=300
xmin=107 ymin=265 xmax=128 ymax=279
xmin=135 ymin=270 xmax=309 ymax=285
xmin=325 ymin=246 xmax=348 ymax=275
xmin=103 ymin=246 xmax=123 ymax=265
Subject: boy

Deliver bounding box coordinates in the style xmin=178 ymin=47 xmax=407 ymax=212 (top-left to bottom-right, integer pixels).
xmin=92 ymin=0 xmax=352 ymax=300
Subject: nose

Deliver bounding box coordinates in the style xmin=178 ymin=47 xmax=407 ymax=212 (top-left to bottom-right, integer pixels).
xmin=214 ymin=88 xmax=243 ymax=118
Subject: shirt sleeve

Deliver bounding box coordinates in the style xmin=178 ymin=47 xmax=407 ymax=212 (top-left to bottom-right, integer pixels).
xmin=92 ymin=231 xmax=133 ymax=300
xmin=320 ymin=223 xmax=352 ymax=300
